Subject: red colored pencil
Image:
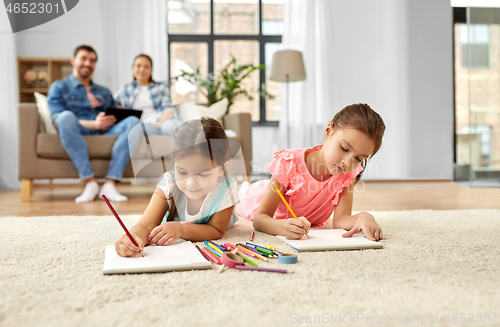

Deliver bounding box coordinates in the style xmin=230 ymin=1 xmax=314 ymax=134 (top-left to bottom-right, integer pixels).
xmin=102 ymin=194 xmax=144 ymax=257
xmin=201 ymin=247 xmax=221 ymax=265
xmin=250 ymin=231 xmax=254 ymax=241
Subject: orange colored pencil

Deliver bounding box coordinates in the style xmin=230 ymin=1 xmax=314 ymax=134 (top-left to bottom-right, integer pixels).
xmin=272 ymin=182 xmax=309 ymax=238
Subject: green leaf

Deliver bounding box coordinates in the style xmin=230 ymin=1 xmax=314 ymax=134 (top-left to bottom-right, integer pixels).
xmin=171 ymin=54 xmax=274 ymax=114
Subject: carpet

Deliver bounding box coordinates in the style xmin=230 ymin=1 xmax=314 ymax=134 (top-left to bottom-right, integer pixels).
xmin=1 ymin=209 xmax=499 ymax=327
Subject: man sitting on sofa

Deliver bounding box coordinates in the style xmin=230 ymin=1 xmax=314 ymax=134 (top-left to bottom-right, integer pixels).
xmin=48 ymin=45 xmax=140 ymax=203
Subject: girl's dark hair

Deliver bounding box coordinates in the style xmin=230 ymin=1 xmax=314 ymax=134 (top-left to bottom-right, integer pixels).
xmin=166 ymin=117 xmax=230 ymax=221
xmin=330 ymin=103 xmax=386 ymax=183
xmin=132 ymin=53 xmax=155 ymax=83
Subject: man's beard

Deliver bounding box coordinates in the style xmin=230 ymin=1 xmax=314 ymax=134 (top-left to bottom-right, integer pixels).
xmin=77 ymin=67 xmax=92 ymax=79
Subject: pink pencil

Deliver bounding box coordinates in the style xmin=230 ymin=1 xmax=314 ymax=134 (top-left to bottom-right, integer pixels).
xmin=201 ymin=247 xmax=221 ymax=265
xmin=224 ymin=243 xmax=255 ymax=257
xmin=234 ymin=265 xmax=293 ymax=274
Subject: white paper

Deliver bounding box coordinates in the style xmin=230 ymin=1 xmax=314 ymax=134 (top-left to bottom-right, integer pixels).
xmin=102 ymin=241 xmax=211 ymax=274
xmin=276 ymin=229 xmax=383 ymax=252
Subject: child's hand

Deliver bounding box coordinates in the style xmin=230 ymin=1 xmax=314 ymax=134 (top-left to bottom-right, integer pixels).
xmin=342 ymin=212 xmax=383 ymax=241
xmin=149 ymin=222 xmax=183 ymax=246
xmin=115 ymin=233 xmax=145 ymax=257
xmin=283 ymin=217 xmax=311 ymax=239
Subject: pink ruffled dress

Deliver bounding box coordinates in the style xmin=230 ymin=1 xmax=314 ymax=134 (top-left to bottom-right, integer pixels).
xmin=235 ymin=145 xmax=363 ymax=226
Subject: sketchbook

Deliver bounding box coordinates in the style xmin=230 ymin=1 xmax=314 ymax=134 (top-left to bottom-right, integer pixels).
xmin=276 ymin=229 xmax=383 ymax=252
xmin=102 ymin=241 xmax=211 ymax=275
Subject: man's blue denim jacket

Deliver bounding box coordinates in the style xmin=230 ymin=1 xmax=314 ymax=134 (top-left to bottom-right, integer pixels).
xmin=48 ymin=74 xmax=115 ymax=122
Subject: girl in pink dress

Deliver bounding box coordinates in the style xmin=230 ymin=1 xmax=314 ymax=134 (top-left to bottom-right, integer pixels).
xmin=235 ymin=103 xmax=386 ymax=240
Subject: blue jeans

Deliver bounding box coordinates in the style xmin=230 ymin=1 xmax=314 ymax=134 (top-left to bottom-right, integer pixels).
xmin=56 ymin=111 xmax=141 ymax=180
xmin=141 ymin=118 xmax=183 ymax=136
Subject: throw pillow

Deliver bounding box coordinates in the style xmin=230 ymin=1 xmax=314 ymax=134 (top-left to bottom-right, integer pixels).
xmin=34 ymin=92 xmax=57 ymax=134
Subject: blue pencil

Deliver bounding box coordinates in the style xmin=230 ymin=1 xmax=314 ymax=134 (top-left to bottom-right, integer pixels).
xmin=205 ymin=246 xmax=222 ymax=258
xmin=247 ymin=242 xmax=282 ymax=254
xmin=246 ymin=242 xmax=278 ymax=257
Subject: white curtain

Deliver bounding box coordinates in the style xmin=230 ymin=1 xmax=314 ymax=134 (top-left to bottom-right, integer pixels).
xmin=98 ymin=0 xmax=168 ymax=94
xmin=280 ymin=0 xmax=335 ymax=149
xmin=143 ymin=1 xmax=169 ymax=83
xmin=0 ymin=13 xmax=20 ymax=191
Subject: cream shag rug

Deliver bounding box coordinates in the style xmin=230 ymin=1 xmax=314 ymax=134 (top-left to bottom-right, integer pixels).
xmin=1 ymin=209 xmax=499 ymax=327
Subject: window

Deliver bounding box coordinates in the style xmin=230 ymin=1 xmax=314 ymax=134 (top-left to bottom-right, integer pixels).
xmin=167 ymin=0 xmax=284 ymax=124
xmin=460 ymin=24 xmax=490 ymax=70
xmin=460 ymin=125 xmax=492 ymax=166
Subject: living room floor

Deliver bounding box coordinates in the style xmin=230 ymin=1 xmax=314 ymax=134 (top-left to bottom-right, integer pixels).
xmin=2 ymin=180 xmax=499 ymax=217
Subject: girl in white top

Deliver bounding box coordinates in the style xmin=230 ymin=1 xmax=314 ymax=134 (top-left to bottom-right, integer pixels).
xmin=114 ymin=54 xmax=182 ymax=135
xmin=115 ymin=117 xmax=240 ymax=257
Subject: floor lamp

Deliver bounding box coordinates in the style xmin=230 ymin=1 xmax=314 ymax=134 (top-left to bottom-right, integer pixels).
xmin=269 ymin=50 xmax=306 ymax=149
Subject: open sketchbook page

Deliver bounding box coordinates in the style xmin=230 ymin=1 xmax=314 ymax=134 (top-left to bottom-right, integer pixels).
xmin=102 ymin=241 xmax=211 ymax=275
xmin=276 ymin=229 xmax=383 ymax=252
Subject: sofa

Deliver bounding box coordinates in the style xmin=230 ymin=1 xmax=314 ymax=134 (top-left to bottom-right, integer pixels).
xmin=18 ymin=103 xmax=252 ymax=201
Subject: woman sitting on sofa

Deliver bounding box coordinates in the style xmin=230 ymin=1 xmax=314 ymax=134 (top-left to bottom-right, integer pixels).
xmin=114 ymin=54 xmax=182 ymax=135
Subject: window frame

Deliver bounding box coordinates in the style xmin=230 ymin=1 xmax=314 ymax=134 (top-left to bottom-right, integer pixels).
xmin=167 ymin=0 xmax=282 ymax=126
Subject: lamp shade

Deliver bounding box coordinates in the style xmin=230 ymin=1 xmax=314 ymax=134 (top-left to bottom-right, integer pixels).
xmin=269 ymin=50 xmax=306 ymax=82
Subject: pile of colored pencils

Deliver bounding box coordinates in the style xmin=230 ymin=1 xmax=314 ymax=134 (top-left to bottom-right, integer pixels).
xmin=195 ymin=241 xmax=293 ymax=274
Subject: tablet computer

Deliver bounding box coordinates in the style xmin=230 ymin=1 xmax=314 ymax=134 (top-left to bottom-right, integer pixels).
xmin=105 ymin=108 xmax=142 ymax=123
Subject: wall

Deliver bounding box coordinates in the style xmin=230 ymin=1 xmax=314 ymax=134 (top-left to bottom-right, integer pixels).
xmin=15 ymin=0 xmax=108 ymax=83
xmin=406 ymin=0 xmax=454 ymax=179
xmin=0 ymin=9 xmax=20 ymax=190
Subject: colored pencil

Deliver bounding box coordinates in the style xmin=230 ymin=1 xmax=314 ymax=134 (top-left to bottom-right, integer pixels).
xmin=266 ymin=244 xmax=276 ymax=251
xmin=102 ymin=194 xmax=143 ymax=257
xmin=233 ymin=244 xmax=257 ymax=257
xmin=250 ymin=231 xmax=254 ymax=241
xmin=271 ymin=182 xmax=309 ymax=238
xmin=223 ymin=244 xmax=260 ymax=267
xmin=234 ymin=265 xmax=293 ymax=274
xmin=195 ymin=244 xmax=211 ymax=263
xmin=235 ymin=252 xmax=259 ymax=267
xmin=265 ymin=244 xmax=283 ymax=255
xmin=224 ymin=243 xmax=251 ymax=255
xmin=208 ymin=241 xmax=226 ymax=252
xmin=201 ymin=247 xmax=221 ymax=265
xmin=238 ymin=243 xmax=271 ymax=258
xmin=223 ymin=242 xmax=238 ymax=250
xmin=247 ymin=242 xmax=278 ymax=255
xmin=205 ymin=246 xmax=222 ymax=258
xmin=236 ymin=245 xmax=268 ymax=262
xmin=205 ymin=241 xmax=224 ymax=255
xmin=246 ymin=244 xmax=278 ymax=258
xmin=246 ymin=243 xmax=275 ymax=256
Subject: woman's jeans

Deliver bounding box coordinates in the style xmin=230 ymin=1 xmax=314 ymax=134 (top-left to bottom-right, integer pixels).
xmin=55 ymin=111 xmax=141 ymax=180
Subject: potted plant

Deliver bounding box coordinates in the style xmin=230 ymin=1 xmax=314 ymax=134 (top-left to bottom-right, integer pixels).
xmin=172 ymin=55 xmax=274 ymax=114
